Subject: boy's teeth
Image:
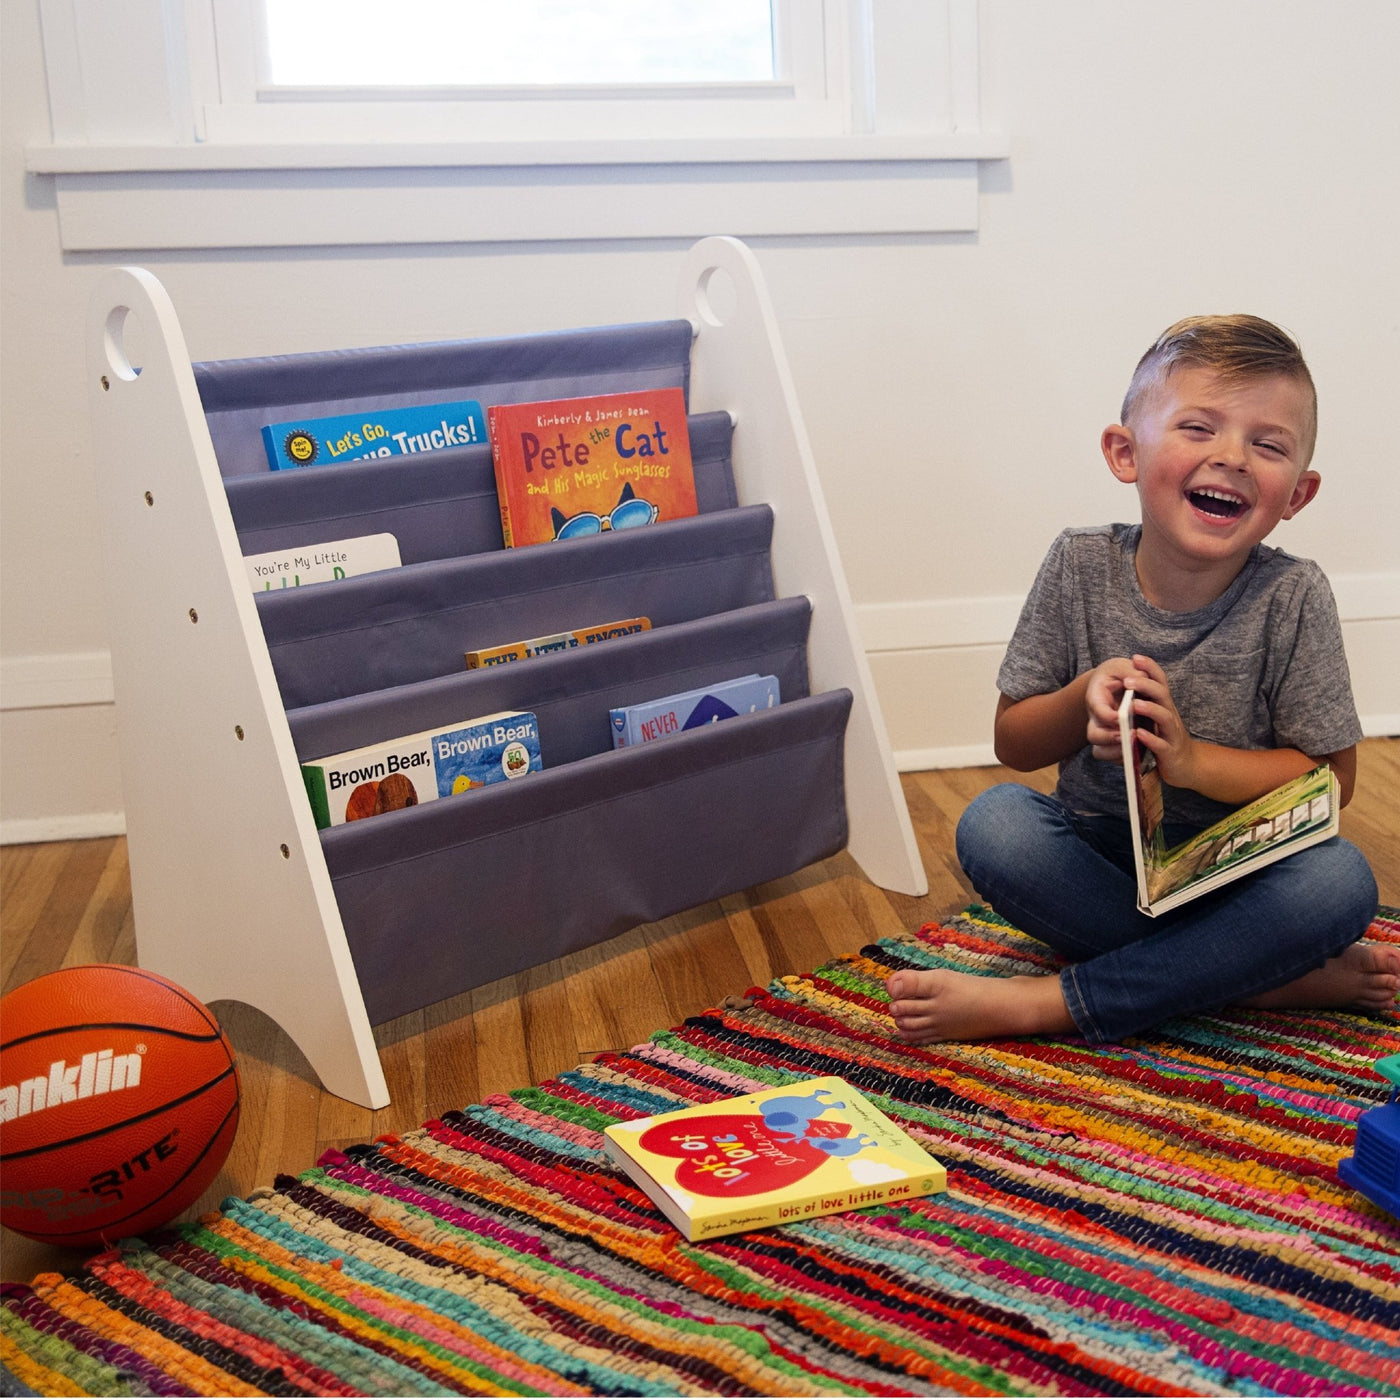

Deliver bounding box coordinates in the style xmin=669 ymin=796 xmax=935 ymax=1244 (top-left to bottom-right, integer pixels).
xmin=1189 ymin=487 xmax=1245 ymax=516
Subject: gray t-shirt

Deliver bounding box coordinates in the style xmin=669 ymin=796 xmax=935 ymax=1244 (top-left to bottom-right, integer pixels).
xmin=997 ymin=524 xmax=1362 ymax=828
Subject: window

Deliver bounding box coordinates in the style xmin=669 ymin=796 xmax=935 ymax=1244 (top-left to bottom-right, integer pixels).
xmin=30 ymin=0 xmax=1005 ymax=249
xmin=263 ymin=1 xmax=776 ymax=87
xmin=201 ymin=0 xmax=853 ymax=144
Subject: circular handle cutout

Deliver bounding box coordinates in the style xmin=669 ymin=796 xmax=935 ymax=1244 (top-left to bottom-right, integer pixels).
xmin=103 ymin=305 xmax=145 ymax=382
xmin=694 ymin=265 xmax=738 ymax=328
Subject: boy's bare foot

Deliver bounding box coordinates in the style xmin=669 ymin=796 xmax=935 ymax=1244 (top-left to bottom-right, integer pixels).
xmin=1236 ymin=941 xmax=1400 ymax=1013
xmin=886 ymin=969 xmax=1076 ymax=1044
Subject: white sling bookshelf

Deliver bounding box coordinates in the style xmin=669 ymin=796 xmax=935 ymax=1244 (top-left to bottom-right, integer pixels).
xmin=86 ymin=236 xmax=926 ymax=1110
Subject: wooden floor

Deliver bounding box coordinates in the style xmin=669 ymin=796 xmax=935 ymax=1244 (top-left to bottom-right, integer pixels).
xmin=4 ymin=740 xmax=1397 ymax=1282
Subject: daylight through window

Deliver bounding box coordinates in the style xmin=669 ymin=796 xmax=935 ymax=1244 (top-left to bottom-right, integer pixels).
xmin=263 ymin=0 xmax=777 ymax=88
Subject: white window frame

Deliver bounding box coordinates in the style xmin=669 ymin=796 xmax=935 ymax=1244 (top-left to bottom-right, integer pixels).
xmin=29 ymin=0 xmax=1006 ymax=250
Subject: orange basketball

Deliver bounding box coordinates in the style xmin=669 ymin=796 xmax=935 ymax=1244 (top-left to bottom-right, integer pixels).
xmin=0 ymin=965 xmax=239 ymax=1247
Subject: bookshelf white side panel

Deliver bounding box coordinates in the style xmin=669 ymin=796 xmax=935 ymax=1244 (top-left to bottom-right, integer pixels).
xmin=86 ymin=267 xmax=389 ymax=1109
xmin=679 ymin=237 xmax=927 ymax=897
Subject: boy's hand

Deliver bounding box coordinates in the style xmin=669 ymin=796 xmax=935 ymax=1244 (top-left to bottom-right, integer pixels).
xmin=1077 ymin=653 xmax=1337 ymax=806
xmin=1120 ymin=654 xmax=1200 ymax=787
xmin=1084 ymin=657 xmax=1145 ymax=762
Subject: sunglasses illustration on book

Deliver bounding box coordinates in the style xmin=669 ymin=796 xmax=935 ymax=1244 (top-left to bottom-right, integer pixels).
xmin=551 ymin=483 xmax=659 ymax=541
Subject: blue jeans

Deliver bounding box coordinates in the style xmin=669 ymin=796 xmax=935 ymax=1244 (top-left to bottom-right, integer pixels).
xmin=955 ymin=784 xmax=1378 ymax=1043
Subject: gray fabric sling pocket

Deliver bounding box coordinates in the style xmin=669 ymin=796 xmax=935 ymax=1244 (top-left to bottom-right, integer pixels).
xmin=197 ymin=319 xmax=696 ymax=478
xmin=257 ymin=505 xmax=776 ymax=709
xmin=228 ymin=410 xmax=737 ymax=566
xmin=288 ymin=595 xmax=814 ymax=769
xmin=320 ymin=688 xmax=852 ymax=1024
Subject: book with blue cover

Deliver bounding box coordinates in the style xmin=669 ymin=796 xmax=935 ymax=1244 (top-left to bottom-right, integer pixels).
xmin=610 ymin=675 xmax=780 ymax=749
xmin=262 ymin=399 xmax=486 ymax=471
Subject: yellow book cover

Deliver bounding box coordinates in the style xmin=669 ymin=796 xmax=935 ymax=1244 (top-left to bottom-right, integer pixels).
xmin=488 ymin=388 xmax=697 ymax=548
xmin=602 ymin=1076 xmax=946 ymax=1241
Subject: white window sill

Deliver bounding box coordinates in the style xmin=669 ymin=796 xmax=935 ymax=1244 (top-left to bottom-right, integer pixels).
xmin=27 ymin=132 xmax=1008 ymax=173
xmin=27 ymin=133 xmax=1008 ymax=251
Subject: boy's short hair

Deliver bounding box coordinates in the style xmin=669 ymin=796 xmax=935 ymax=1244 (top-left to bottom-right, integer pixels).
xmin=1121 ymin=314 xmax=1318 ymax=462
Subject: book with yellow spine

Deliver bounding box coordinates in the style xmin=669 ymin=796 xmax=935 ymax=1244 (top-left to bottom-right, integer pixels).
xmin=464 ymin=616 xmax=650 ymax=669
xmin=602 ymin=1076 xmax=946 ymax=1241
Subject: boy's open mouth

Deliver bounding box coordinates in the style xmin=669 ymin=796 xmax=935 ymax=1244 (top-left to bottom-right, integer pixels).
xmin=1187 ymin=487 xmax=1247 ymax=519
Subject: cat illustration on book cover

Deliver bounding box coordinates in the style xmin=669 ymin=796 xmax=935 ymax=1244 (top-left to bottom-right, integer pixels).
xmin=550 ymin=482 xmax=658 ymax=541
xmin=490 ymin=388 xmax=697 ymax=548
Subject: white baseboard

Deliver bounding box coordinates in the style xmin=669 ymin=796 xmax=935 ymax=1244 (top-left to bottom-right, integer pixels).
xmin=2 ymin=581 xmax=1395 ymax=837
xmin=6 ymin=571 xmax=1393 ymax=711
xmin=893 ymin=715 xmax=1398 ymax=774
xmin=855 ymin=595 xmax=1023 ymax=652
xmin=0 ymin=651 xmax=114 ymax=710
xmin=855 ymin=570 xmax=1400 ymax=655
xmin=893 ymin=742 xmax=998 ymax=772
xmin=1331 ymin=573 xmax=1400 ymax=623
xmin=1 ymin=811 xmax=126 ymax=846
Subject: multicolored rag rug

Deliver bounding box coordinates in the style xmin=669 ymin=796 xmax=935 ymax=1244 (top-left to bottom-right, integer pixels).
xmin=3 ymin=906 xmax=1399 ymax=1398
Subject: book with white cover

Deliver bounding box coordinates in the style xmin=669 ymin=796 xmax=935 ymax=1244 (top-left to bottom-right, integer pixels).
xmin=1118 ymin=689 xmax=1339 ymax=916
xmin=244 ymin=533 xmax=401 ymax=592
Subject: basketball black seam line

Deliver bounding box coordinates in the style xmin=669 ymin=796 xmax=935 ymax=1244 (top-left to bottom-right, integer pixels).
xmin=79 ymin=964 xmax=221 ymax=1034
xmin=1 ymin=1024 xmax=224 ymax=1052
xmin=0 ymin=1064 xmax=238 ymax=1162
xmin=22 ymin=1099 xmax=241 ymax=1244
xmin=20 ymin=965 xmax=221 ymax=1035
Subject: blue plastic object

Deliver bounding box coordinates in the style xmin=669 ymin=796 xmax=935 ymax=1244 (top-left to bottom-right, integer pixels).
xmin=1338 ymin=1052 xmax=1400 ymax=1218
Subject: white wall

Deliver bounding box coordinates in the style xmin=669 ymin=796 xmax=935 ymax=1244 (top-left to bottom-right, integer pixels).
xmin=3 ymin=0 xmax=1397 ymax=842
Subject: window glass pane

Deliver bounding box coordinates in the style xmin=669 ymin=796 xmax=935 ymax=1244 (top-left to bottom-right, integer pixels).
xmin=264 ymin=0 xmax=776 ymax=87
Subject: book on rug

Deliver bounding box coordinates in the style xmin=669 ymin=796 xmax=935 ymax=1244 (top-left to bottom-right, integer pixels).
xmin=244 ymin=532 xmax=402 ymax=592
xmin=609 ymin=674 xmax=779 ymax=749
xmin=488 ymin=387 xmax=697 ymax=548
xmin=464 ymin=616 xmax=651 ymax=669
xmin=603 ymin=1076 xmax=947 ymax=1242
xmin=301 ymin=710 xmax=541 ymax=829
xmin=262 ymin=399 xmax=486 ymax=471
xmin=1119 ymin=689 xmax=1340 ymax=917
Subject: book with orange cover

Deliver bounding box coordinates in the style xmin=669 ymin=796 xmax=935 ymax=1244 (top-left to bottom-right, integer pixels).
xmin=488 ymin=388 xmax=697 ymax=548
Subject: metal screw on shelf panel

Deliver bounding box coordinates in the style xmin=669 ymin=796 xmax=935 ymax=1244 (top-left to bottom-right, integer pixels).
xmin=280 ymin=844 xmax=291 ymax=859
xmin=101 ymin=376 xmax=110 ymax=391
xmin=144 ymin=491 xmax=154 ymax=506
xmin=234 ymin=725 xmax=245 ymax=741
xmin=189 ymin=608 xmax=199 ymax=623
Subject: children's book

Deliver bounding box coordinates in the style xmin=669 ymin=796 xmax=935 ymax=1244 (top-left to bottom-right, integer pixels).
xmin=244 ymin=533 xmax=401 ymax=592
xmin=1118 ymin=689 xmax=1340 ymax=916
xmin=301 ymin=711 xmax=541 ymax=829
xmin=464 ymin=617 xmax=650 ymax=669
xmin=488 ymin=388 xmax=697 ymax=548
xmin=602 ymin=1076 xmax=947 ymax=1242
xmin=262 ymin=400 xmax=486 ymax=471
xmin=609 ymin=674 xmax=779 ymax=748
